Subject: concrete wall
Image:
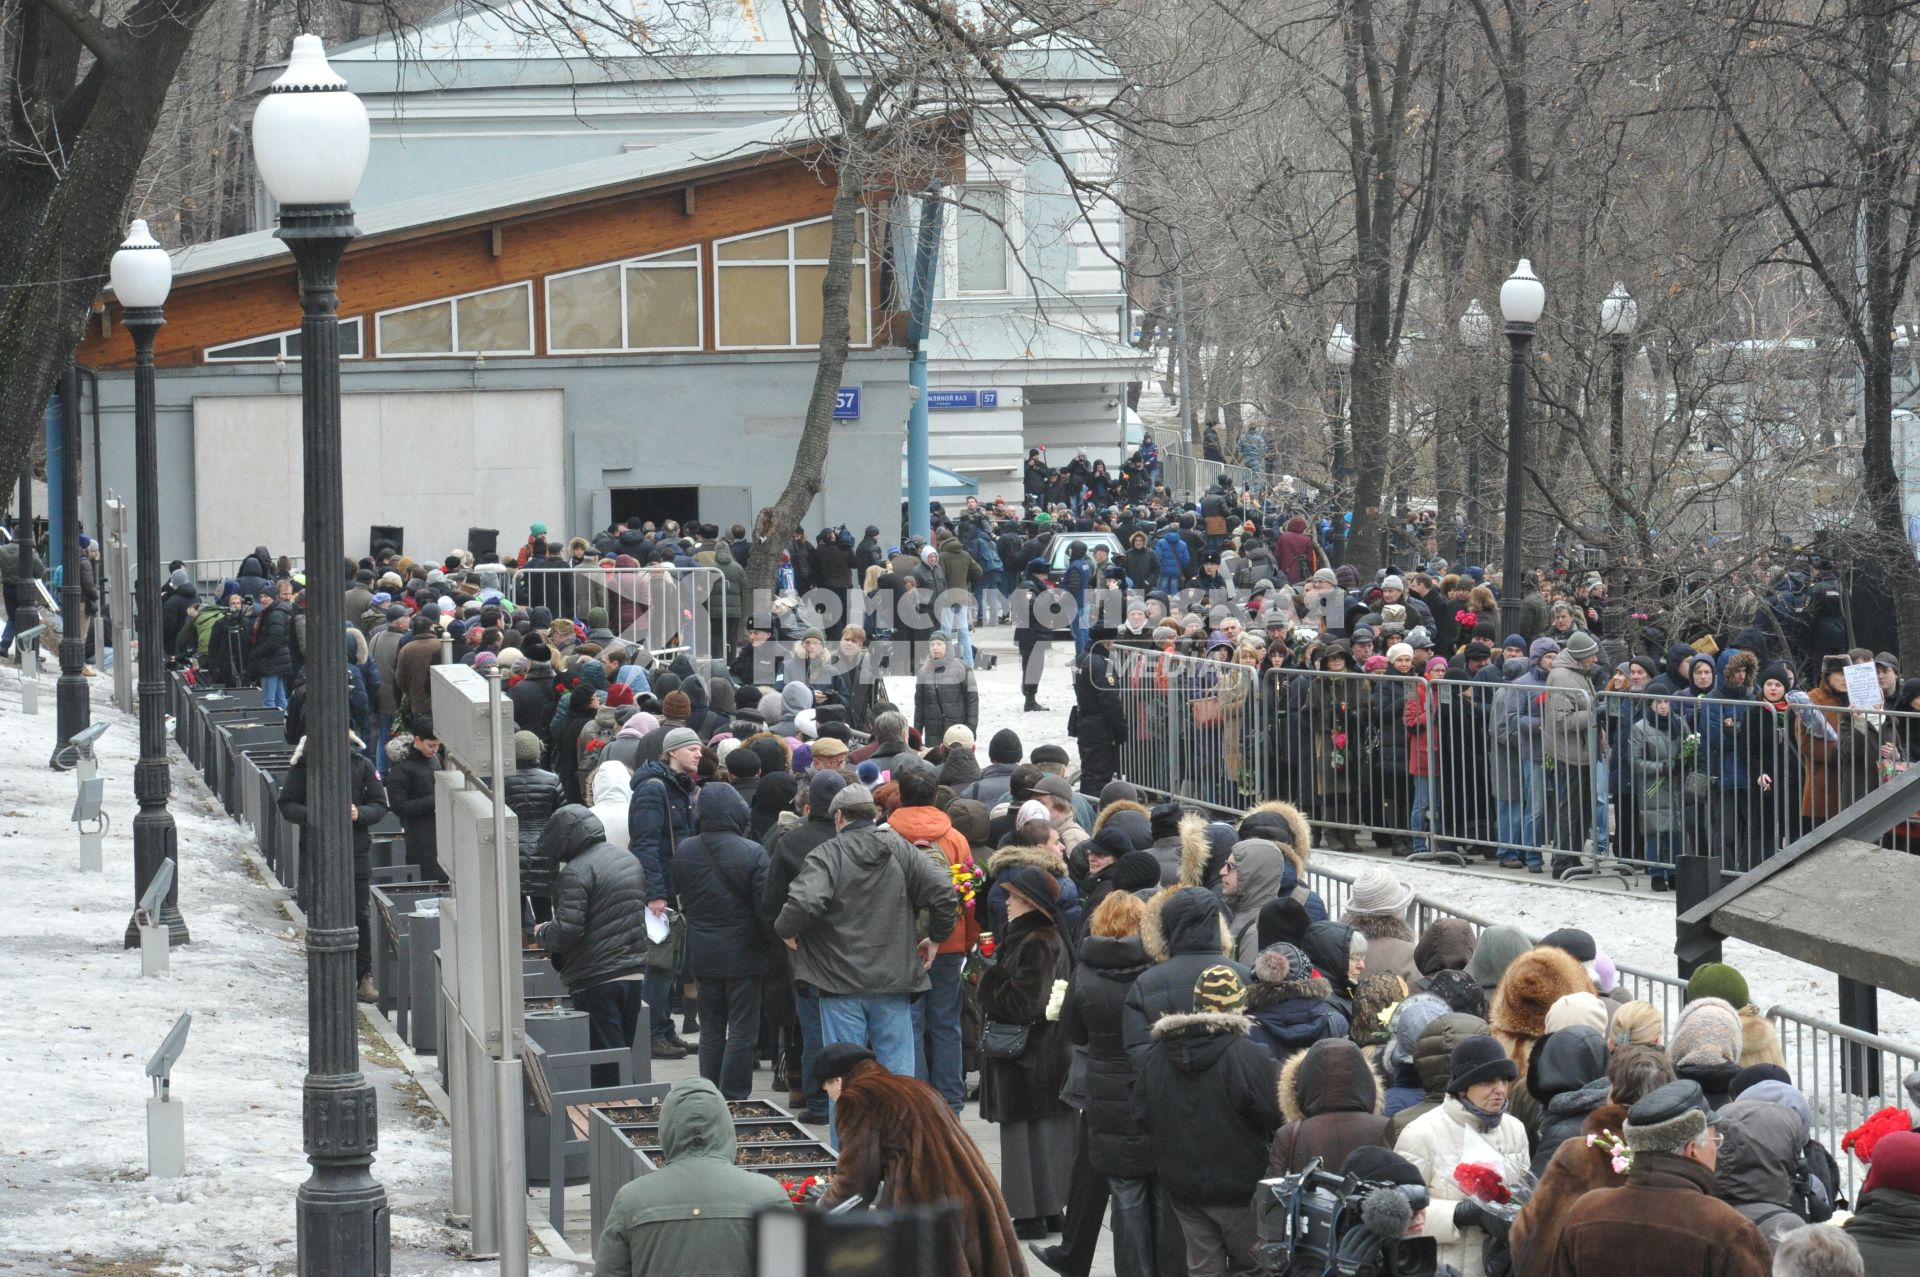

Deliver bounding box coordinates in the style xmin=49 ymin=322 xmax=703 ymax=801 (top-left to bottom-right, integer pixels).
xmin=84 ymin=350 xmax=909 ymax=568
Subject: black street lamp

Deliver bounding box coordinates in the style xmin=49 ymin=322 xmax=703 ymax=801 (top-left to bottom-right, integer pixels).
xmin=110 ymin=220 xmax=188 ymax=946
xmin=53 ymin=357 xmax=89 ymax=768
xmin=252 ymin=35 xmax=386 ymax=1274
xmin=1458 ymin=298 xmax=1491 ymax=563
xmin=1326 ymin=322 xmax=1355 ymax=565
xmin=1499 ymin=259 xmax=1546 ymax=594
xmin=1600 ymin=281 xmax=1639 ymax=557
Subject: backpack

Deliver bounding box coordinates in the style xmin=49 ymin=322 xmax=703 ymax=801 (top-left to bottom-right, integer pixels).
xmin=905 ymin=833 xmax=953 ymax=942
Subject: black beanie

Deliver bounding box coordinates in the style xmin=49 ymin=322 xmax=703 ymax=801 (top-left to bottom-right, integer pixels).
xmin=1447 ymin=1035 xmax=1518 ymax=1093
xmin=1112 ymin=850 xmax=1163 ymax=893
xmin=1257 ymin=897 xmax=1313 ymax=950
xmin=1149 ymin=802 xmax=1184 ymax=840
xmin=726 ymin=747 xmax=762 ymax=777
xmin=1539 ymin=928 xmax=1598 ymax=963
xmin=989 ymin=728 xmax=1024 ymax=764
xmin=1729 ymin=1063 xmax=1793 ymax=1100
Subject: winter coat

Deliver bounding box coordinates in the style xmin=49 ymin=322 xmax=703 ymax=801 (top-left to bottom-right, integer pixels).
xmin=983 ymin=844 xmax=1081 ymax=941
xmin=1542 ymin=1152 xmax=1772 ymax=1277
xmin=1302 ymin=919 xmax=1360 ymax=1020
xmin=1245 ymin=970 xmax=1349 ymax=1063
xmin=588 ymin=760 xmax=633 ymax=850
xmin=936 ymin=538 xmax=981 ymax=597
xmin=1713 ymin=1099 xmax=1812 ymax=1248
xmin=1396 ymin=1096 xmax=1532 ymax=1277
xmin=505 ymin=765 xmax=566 ymax=896
xmin=537 ymin=806 xmax=648 ymax=994
xmin=592 ymin=1077 xmax=791 ymax=1277
xmin=508 ymin=665 xmax=561 ymax=741
xmin=1122 ymin=886 xmax=1249 ymax=1064
xmin=1508 ymin=1102 xmax=1631 ymax=1277
xmin=774 ymin=818 xmax=957 ymax=997
xmin=393 ymin=633 xmax=441 ymax=721
xmin=1153 ymin=528 xmax=1190 ymax=577
xmin=1060 ymin=933 xmax=1154 ymax=1178
xmin=823 ymin=1060 xmax=1024 ymax=1277
xmin=1525 ymin=1028 xmax=1610 ymax=1179
xmin=888 ymin=805 xmax=982 ymax=957
xmin=961 ymin=762 xmax=1019 ymax=814
xmin=277 ymin=737 xmax=386 ymax=863
xmin=383 ymin=736 xmax=443 ymax=873
xmin=248 ymin=600 xmax=295 ymax=678
xmin=1345 ymin=911 xmax=1421 ymax=987
xmin=914 ymin=659 xmax=978 ymax=742
xmin=1268 ymin=1038 xmax=1392 ymax=1174
xmin=1844 ymin=1188 xmax=1920 ymax=1276
xmin=760 ymin=807 xmax=840 ymax=926
xmin=1389 ymin=1012 xmax=1493 ymax=1140
xmin=1130 ymin=1008 xmax=1281 ymax=1206
xmin=1543 ymin=662 xmax=1599 ymax=767
xmin=1225 ymin=838 xmax=1293 ymax=963
xmin=626 ymin=760 xmax=696 ymax=903
xmin=976 ymin=910 xmax=1074 ymax=1125
xmin=1631 ymin=712 xmax=1690 ymax=835
xmin=672 ymin=784 xmax=771 ymax=979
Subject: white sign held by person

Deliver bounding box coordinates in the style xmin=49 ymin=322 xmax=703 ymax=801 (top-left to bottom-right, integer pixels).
xmin=1844 ymin=660 xmax=1884 ymax=710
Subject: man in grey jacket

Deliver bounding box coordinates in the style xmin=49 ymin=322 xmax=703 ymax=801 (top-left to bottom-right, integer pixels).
xmin=775 ymin=783 xmax=957 ymax=1077
xmin=1544 ymin=629 xmax=1602 ymax=878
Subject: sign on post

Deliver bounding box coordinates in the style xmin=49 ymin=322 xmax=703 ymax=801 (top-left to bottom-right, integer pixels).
xmin=926 ymin=389 xmax=1000 ymax=410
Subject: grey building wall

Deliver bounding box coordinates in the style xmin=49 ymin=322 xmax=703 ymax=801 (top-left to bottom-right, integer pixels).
xmin=82 ymin=348 xmax=908 ymax=569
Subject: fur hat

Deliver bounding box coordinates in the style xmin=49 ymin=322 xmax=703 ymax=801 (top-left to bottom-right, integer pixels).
xmin=1623 ymin=1080 xmax=1718 ymax=1154
xmin=1489 ymin=945 xmax=1594 ymax=1044
xmin=1193 ymin=964 xmax=1248 ymax=1015
xmin=1669 ymin=997 xmax=1743 ymax=1070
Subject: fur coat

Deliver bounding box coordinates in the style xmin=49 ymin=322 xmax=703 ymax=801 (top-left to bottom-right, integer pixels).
xmin=826 ymin=1059 xmax=1026 ymax=1277
xmin=1489 ymin=945 xmax=1594 ymax=1141
xmin=1507 ymin=1102 xmax=1630 ymax=1277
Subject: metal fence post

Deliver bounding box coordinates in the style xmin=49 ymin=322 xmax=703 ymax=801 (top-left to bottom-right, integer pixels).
xmin=1673 ymin=854 xmax=1724 ymax=979
xmin=1838 ymin=977 xmax=1883 ymax=1098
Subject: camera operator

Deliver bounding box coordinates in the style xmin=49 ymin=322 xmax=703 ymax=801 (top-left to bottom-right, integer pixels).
xmin=1255 ymin=1146 xmax=1456 ymax=1277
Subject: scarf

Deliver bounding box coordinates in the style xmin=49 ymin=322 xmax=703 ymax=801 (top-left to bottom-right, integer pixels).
xmin=1456 ymin=1094 xmax=1509 ymax=1132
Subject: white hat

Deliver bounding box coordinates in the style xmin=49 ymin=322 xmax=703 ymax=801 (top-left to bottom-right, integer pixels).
xmin=943 ymin=724 xmax=975 ymax=748
xmin=1386 ymin=642 xmax=1414 ymax=663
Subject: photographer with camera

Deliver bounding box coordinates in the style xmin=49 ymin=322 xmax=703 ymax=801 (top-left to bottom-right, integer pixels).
xmin=1253 ymin=1144 xmax=1460 ymax=1277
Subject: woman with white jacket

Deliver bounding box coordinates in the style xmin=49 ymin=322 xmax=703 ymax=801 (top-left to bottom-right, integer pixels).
xmin=588 ymin=759 xmax=633 ymax=850
xmin=1393 ymin=1034 xmax=1532 ymax=1277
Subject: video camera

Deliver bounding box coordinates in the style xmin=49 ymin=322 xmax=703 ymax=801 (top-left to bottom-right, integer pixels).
xmin=1254 ymin=1160 xmax=1437 ymax=1277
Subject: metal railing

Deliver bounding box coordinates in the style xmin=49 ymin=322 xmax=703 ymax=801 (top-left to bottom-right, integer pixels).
xmin=1161 ymin=448 xmax=1267 ymax=503
xmin=1106 ymin=645 xmax=1920 ymax=879
xmin=181 ymin=555 xmax=305 ymax=598
xmin=1769 ymin=1007 xmax=1920 ymax=1199
xmin=510 ymin=564 xmax=729 ymax=667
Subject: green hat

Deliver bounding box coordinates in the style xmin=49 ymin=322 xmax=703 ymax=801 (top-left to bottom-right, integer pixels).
xmin=530 ymin=522 xmax=547 ymax=535
xmin=1685 ymin=961 xmax=1750 ymax=1009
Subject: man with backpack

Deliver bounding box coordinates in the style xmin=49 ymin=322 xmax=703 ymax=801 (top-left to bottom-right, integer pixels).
xmin=628 ymin=727 xmax=701 ymax=1059
xmin=886 ymin=764 xmax=980 ymax=1113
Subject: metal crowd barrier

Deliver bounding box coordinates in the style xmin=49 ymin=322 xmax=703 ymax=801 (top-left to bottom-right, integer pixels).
xmin=1108 ymin=644 xmax=1920 ymax=880
xmin=179 ymin=555 xmax=305 ymax=597
xmin=1769 ymin=1007 xmax=1920 ymax=1199
xmin=510 ymin=564 xmax=728 ymax=666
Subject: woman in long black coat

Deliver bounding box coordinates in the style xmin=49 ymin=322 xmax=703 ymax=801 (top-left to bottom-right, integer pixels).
xmin=977 ymin=865 xmax=1075 ymax=1237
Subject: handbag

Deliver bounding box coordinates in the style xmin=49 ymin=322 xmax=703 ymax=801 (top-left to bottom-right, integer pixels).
xmin=981 ymin=1018 xmax=1033 ymax=1060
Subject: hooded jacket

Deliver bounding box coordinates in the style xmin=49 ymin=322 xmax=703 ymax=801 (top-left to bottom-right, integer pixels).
xmin=889 ymin=803 xmax=981 ymax=957
xmin=1122 ymin=887 xmax=1248 ymax=1062
xmin=588 ymin=759 xmax=634 ymax=850
xmin=1388 ymin=1012 xmax=1492 ymax=1140
xmin=1061 ymin=933 xmax=1155 ymax=1178
xmin=1130 ymin=1007 xmax=1282 ymax=1206
xmin=504 ymin=762 xmax=567 ymax=896
xmin=671 ymin=784 xmax=771 ymax=979
xmin=1302 ymin=920 xmax=1360 ymax=1018
xmin=1268 ymin=1038 xmax=1392 ymax=1174
xmin=537 ymin=805 xmax=648 ymax=994
xmin=1226 ymin=838 xmax=1293 ymax=963
xmin=626 ymin=759 xmax=696 ymax=902
xmin=774 ymin=818 xmax=957 ymax=997
xmin=593 ymin=1079 xmax=791 ymax=1276
xmin=1525 ymin=1027 xmax=1611 ymax=1178
xmin=1245 ymin=961 xmax=1348 ymax=1062
xmin=1712 ymin=1099 xmax=1811 ymax=1247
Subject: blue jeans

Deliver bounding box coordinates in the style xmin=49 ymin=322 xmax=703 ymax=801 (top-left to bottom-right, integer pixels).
xmin=795 ymin=977 xmax=826 ymax=1115
xmin=1410 ymin=775 xmax=1431 ymax=854
xmin=820 ymin=993 xmax=915 ymax=1147
xmin=1590 ymin=760 xmax=1611 ymax=857
xmin=259 ymin=674 xmax=288 ymax=711
xmin=941 ymin=603 xmax=976 ymax=666
xmin=909 ymin=953 xmax=966 ymax=1112
xmin=1496 ymin=799 xmax=1529 ymax=864
xmin=1157 ymin=572 xmax=1181 ymax=596
xmin=643 ymin=966 xmax=674 ymax=1043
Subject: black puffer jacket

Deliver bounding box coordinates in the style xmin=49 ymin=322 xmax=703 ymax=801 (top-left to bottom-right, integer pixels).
xmin=249 ymin=600 xmax=295 ymax=678
xmin=1061 ymin=933 xmax=1154 ymax=1178
xmin=1526 ymin=1026 xmax=1611 ymax=1178
xmin=383 ymin=736 xmax=443 ymax=875
xmin=505 ymin=765 xmax=566 ymax=897
xmin=1122 ymin=887 xmax=1249 ymax=1064
xmin=1131 ymin=1008 xmax=1281 ymax=1206
xmin=672 ymin=784 xmax=770 ymax=979
xmin=913 ymin=658 xmax=978 ymax=742
xmin=276 ymin=736 xmax=386 ymax=863
xmin=537 ymin=805 xmax=648 ymax=994
xmin=508 ymin=665 xmax=561 ymax=741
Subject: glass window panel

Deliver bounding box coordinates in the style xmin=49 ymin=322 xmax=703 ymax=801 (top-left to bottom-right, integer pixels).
xmin=793 ymin=220 xmax=833 ymax=260
xmin=794 ymin=265 xmax=868 ymax=346
xmin=549 ymin=266 xmax=623 ymax=351
xmin=206 ymin=335 xmax=283 ymax=361
xmin=956 ymin=188 xmax=1008 ymax=292
xmin=626 ymin=265 xmax=701 ymax=348
xmin=457 ymin=285 xmax=531 ymax=352
xmin=283 ymin=319 xmax=360 ymax=360
xmin=717 ymin=228 xmax=788 ymax=261
xmin=717 ymin=265 xmax=793 ymax=346
xmin=379 ymin=302 xmax=454 ymax=354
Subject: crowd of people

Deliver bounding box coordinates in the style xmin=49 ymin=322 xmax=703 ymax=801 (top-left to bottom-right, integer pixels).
xmin=134 ymin=489 xmax=1919 ymax=1277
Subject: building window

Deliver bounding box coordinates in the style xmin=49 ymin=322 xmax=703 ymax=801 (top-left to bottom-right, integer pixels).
xmin=546 ymin=247 xmax=702 ymax=353
xmin=954 ymin=186 xmax=1009 ymax=294
xmin=375 ymin=282 xmax=534 ymax=357
xmin=714 ymin=213 xmax=870 ymax=350
xmin=205 ymin=318 xmax=363 ymax=362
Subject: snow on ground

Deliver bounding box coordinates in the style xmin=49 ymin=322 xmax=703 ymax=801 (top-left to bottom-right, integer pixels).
xmin=0 ymin=662 xmax=573 ymax=1275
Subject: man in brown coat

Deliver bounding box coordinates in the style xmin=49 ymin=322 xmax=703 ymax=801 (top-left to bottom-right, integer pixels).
xmin=393 ymin=612 xmax=441 ymax=722
xmin=1544 ymin=1080 xmax=1771 ymax=1277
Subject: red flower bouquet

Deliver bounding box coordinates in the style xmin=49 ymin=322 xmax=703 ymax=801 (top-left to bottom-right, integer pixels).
xmin=1449 ymin=1152 xmax=1535 ymax=1220
xmin=1842 ymin=1106 xmax=1915 ymax=1163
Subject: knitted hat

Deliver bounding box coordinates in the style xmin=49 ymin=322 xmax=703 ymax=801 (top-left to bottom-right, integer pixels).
xmin=1112 ymin=850 xmax=1163 ymax=893
xmin=660 ymin=726 xmax=702 ymax=754
xmin=1544 ymin=992 xmax=1609 ymax=1035
xmin=1426 ymin=969 xmax=1489 ymax=1019
xmin=726 ymin=746 xmax=762 ymax=777
xmin=1258 ymin=898 xmax=1313 ymax=951
xmin=513 ymin=730 xmax=542 ymax=766
xmin=1623 ymin=1080 xmax=1718 ymax=1154
xmin=662 ymin=690 xmax=692 ymax=720
xmin=1864 ymin=1131 xmax=1920 ymax=1197
xmin=1685 ymin=962 xmax=1750 ymax=1009
xmin=1561 ymin=630 xmax=1600 ymax=661
xmin=1193 ymin=964 xmax=1247 ymax=1015
xmin=1448 ymin=1034 xmax=1519 ymax=1092
xmin=1386 ymin=642 xmax=1415 ymax=664
xmin=1669 ymin=996 xmax=1743 ymax=1069
xmin=806 ymin=770 xmax=848 ymax=813
xmin=1346 ymin=865 xmax=1415 ymax=917
xmin=989 ymin=728 xmax=1024 ymax=764
xmin=1254 ymin=942 xmax=1311 ymax=986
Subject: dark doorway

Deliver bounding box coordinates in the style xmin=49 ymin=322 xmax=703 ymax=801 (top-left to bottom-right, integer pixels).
xmin=610 ymin=485 xmax=700 ymax=530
